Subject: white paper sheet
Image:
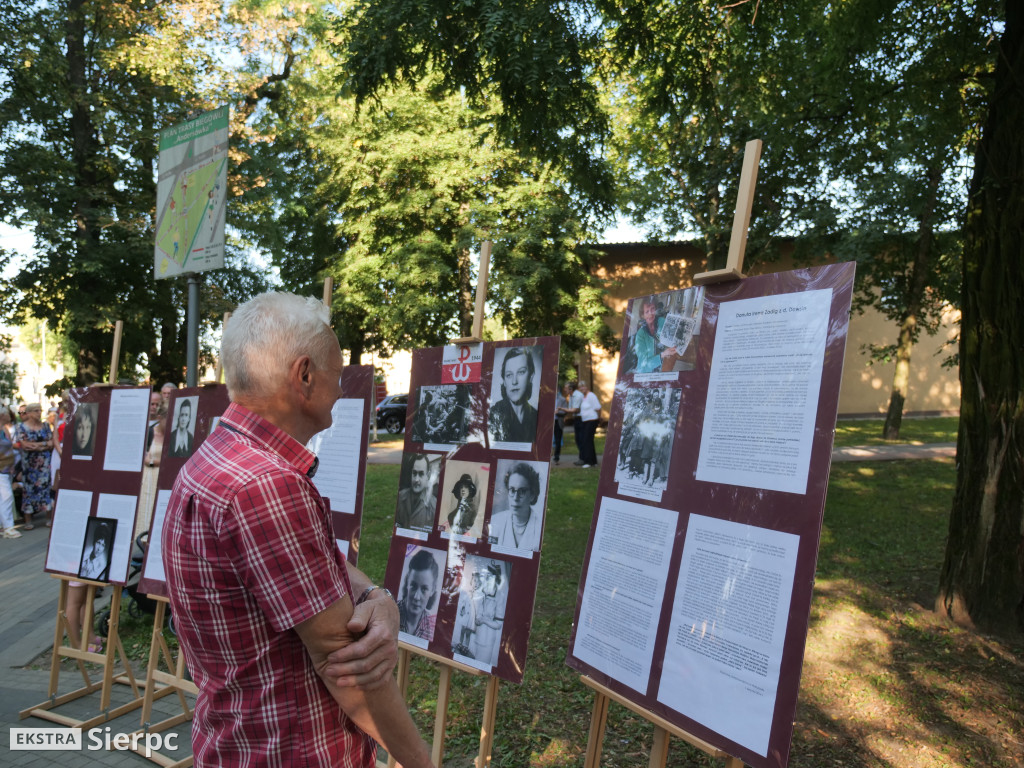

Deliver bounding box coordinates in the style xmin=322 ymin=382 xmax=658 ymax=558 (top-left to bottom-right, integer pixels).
xmin=695 ymin=289 xmax=832 ymax=494
xmin=103 ymin=388 xmax=149 ymax=472
xmin=657 ymin=514 xmax=799 ymax=756
xmin=309 ymin=399 xmax=365 ymax=514
xmin=96 ymin=493 xmax=140 ymax=584
xmin=572 ymin=496 xmax=677 ymax=693
xmin=335 ymin=538 xmax=350 ymax=560
xmin=142 ymin=490 xmax=173 ymax=583
xmin=45 ymin=490 xmax=93 ymax=574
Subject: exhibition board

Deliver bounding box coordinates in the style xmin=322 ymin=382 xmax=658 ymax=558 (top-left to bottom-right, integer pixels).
xmin=312 ymin=364 xmax=374 ymax=565
xmin=384 ymin=338 xmax=560 ymax=683
xmin=567 ymin=263 xmax=856 ymax=768
xmin=139 ymin=367 xmax=374 ymax=597
xmin=138 ymin=385 xmax=231 ymax=597
xmin=45 ymin=386 xmax=150 ymax=585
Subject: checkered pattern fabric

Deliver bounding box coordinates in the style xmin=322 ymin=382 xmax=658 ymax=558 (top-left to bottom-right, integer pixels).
xmin=164 ymin=403 xmax=375 ymax=768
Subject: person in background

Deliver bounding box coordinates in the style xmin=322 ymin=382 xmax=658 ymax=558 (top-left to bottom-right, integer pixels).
xmin=48 ymin=407 xmax=61 ymax=489
xmin=136 ymin=400 xmax=166 ymax=539
xmin=567 ymin=382 xmax=583 ymax=465
xmin=14 ymin=403 xmax=53 ymax=529
xmin=160 ymin=382 xmax=178 ymax=408
xmin=0 ymin=407 xmax=21 ymax=538
xmin=553 ymin=382 xmax=570 ymax=465
xmin=576 ymin=381 xmax=602 ymax=469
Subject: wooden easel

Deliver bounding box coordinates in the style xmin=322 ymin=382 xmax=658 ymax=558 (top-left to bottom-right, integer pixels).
xmin=694 ymin=139 xmax=762 ymax=286
xmin=20 ymin=319 xmax=147 ymax=727
xmin=580 ymin=142 xmax=762 ymax=768
xmin=581 ymin=676 xmax=743 ymax=768
xmin=451 ymin=240 xmax=492 ymax=345
xmin=19 ymin=575 xmax=144 ymax=728
xmin=385 ymin=242 xmax=501 ymax=768
xmin=389 ymin=643 xmax=499 ymax=768
xmin=128 ymin=597 xmax=197 ymax=767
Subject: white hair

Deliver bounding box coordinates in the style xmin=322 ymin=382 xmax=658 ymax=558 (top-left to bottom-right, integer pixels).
xmin=221 ymin=292 xmax=337 ymax=400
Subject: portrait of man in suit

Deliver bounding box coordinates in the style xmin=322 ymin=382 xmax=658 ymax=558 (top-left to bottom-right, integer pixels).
xmin=168 ymin=396 xmax=197 ymax=459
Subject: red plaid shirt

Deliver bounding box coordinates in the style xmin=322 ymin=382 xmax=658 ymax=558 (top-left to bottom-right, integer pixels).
xmin=164 ymin=403 xmax=375 ymax=768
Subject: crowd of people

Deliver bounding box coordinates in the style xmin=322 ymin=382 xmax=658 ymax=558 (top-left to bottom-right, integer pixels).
xmin=0 ymin=381 xmax=180 ymax=541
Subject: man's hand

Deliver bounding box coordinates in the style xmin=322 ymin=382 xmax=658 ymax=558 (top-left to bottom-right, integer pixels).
xmin=322 ymin=592 xmax=399 ymax=689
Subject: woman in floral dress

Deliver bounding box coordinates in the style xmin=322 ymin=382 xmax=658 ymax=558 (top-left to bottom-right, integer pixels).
xmin=15 ymin=403 xmax=53 ymax=529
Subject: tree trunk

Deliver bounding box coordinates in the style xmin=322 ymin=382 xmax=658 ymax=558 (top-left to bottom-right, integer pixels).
xmin=937 ymin=0 xmax=1024 ymax=637
xmin=883 ymin=165 xmax=942 ymax=439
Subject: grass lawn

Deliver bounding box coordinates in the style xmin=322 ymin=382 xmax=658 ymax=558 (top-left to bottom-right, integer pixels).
xmin=110 ymin=416 xmax=1023 ymax=768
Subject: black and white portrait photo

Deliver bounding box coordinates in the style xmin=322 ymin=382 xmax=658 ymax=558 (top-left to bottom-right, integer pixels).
xmin=71 ymin=402 xmax=99 ymax=459
xmin=394 ymin=452 xmax=440 ymax=533
xmin=487 ymin=345 xmax=542 ymax=449
xmin=622 ymin=287 xmax=705 ymax=376
xmin=614 ymin=387 xmax=681 ymax=500
xmin=167 ymin=396 xmax=198 ymax=459
xmin=488 ymin=459 xmax=548 ymax=555
xmin=410 ymin=385 xmax=471 ymax=447
xmin=438 ymin=460 xmax=490 ymax=540
xmin=78 ymin=517 xmax=116 ymax=582
xmin=451 ymin=555 xmax=510 ymax=669
xmin=397 ymin=545 xmax=446 ymax=644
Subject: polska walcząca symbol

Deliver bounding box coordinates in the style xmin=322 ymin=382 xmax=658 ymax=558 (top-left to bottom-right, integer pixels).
xmin=442 ymin=343 xmax=483 ymax=384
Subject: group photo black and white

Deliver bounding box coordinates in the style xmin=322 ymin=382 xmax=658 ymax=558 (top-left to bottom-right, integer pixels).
xmin=614 ymin=386 xmax=682 ymax=493
xmin=411 ymin=384 xmax=471 ymax=446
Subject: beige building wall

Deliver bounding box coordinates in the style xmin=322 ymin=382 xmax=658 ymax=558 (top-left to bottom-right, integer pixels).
xmin=586 ymin=243 xmax=960 ymax=420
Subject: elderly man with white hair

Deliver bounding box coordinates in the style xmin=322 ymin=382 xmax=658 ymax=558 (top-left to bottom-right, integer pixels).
xmin=164 ymin=292 xmax=433 ymax=768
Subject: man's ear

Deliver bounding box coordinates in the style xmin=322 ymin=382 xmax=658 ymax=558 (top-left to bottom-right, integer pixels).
xmin=290 ymin=355 xmax=314 ymax=396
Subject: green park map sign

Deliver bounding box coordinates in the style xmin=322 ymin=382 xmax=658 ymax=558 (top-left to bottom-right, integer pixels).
xmin=154 ymin=106 xmax=228 ymax=278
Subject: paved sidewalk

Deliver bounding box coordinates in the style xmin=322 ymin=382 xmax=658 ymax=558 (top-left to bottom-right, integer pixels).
xmin=1 ymin=528 xmax=192 ymax=766
xmin=2 ymin=439 xmax=955 ymax=765
xmin=832 ymin=442 xmax=955 ymax=462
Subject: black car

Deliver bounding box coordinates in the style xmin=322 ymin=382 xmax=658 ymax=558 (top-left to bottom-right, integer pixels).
xmin=375 ymin=393 xmax=409 ymax=433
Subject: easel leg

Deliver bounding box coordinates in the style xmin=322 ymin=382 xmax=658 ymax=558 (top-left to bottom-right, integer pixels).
xmin=583 ymin=691 xmax=610 ymax=768
xmin=48 ymin=580 xmax=69 ymax=696
xmin=140 ymin=602 xmax=167 ymax=726
xmin=387 ymin=649 xmax=412 ymax=768
xmin=432 ymin=663 xmax=453 ymax=767
xmin=648 ymin=726 xmax=669 ymax=768
xmin=475 ymin=676 xmax=499 ymax=768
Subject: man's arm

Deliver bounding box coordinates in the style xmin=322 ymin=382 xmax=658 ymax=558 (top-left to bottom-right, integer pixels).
xmin=295 ymin=595 xmax=433 ymax=768
xmin=321 ymin=562 xmax=400 ymax=689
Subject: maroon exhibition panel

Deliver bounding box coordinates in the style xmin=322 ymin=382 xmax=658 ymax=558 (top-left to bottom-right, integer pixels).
xmin=318 ymin=364 xmax=374 ymax=568
xmin=139 ymin=367 xmax=374 ymax=596
xmin=45 ymin=386 xmax=150 ymax=586
xmin=566 ymin=263 xmax=856 ymax=768
xmin=138 ymin=385 xmax=230 ymax=597
xmin=383 ymin=337 xmax=560 ymax=684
